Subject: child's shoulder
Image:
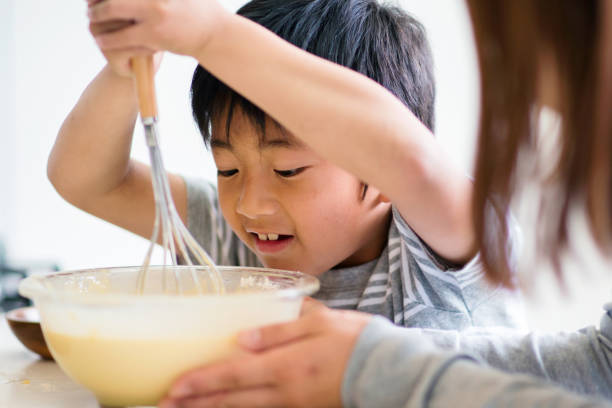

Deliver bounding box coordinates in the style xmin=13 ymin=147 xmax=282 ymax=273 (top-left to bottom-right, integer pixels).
xmin=389 ymin=206 xmax=466 ymax=271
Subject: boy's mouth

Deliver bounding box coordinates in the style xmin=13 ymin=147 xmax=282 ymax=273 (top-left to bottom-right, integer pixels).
xmin=251 ymin=232 xmax=292 ymax=241
xmin=250 ymin=232 xmax=294 ymax=253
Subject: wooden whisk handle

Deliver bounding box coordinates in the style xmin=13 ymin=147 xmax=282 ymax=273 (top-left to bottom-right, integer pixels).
xmin=132 ymin=55 xmax=158 ymax=119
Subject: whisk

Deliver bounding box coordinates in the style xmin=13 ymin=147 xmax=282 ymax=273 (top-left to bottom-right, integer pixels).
xmin=131 ymin=55 xmax=223 ymax=295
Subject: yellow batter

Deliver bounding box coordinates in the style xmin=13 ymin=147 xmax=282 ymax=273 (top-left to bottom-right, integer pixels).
xmin=45 ymin=331 xmax=237 ymax=407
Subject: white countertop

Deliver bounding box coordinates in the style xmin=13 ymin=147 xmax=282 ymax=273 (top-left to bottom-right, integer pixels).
xmin=0 ymin=313 xmax=99 ymax=408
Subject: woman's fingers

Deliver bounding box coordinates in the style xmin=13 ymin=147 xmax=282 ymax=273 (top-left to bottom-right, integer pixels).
xmin=161 ymin=387 xmax=282 ymax=408
xmin=161 ymin=309 xmax=371 ymax=408
xmin=168 ymin=355 xmax=274 ymax=400
xmin=237 ymin=307 xmax=328 ymax=351
xmin=300 ymin=296 xmax=326 ymax=316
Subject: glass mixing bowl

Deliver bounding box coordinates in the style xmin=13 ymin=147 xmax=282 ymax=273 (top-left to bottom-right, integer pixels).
xmin=19 ymin=266 xmax=319 ymax=407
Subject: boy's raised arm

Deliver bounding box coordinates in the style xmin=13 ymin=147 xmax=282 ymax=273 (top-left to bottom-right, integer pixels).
xmin=201 ymin=17 xmax=476 ymax=264
xmin=48 ymin=63 xmax=187 ymax=240
xmin=89 ymin=0 xmax=477 ymax=264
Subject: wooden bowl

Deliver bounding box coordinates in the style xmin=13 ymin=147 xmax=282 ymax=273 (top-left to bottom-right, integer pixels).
xmin=6 ymin=306 xmax=53 ymax=360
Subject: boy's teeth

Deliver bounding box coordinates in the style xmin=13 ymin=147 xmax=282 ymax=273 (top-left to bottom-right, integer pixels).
xmin=256 ymin=233 xmax=280 ymax=241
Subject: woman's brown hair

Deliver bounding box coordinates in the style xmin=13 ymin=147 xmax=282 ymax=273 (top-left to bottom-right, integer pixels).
xmin=465 ymin=0 xmax=612 ymax=287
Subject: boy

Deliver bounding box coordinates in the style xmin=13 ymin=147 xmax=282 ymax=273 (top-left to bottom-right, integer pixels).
xmin=50 ymin=0 xmax=523 ymax=329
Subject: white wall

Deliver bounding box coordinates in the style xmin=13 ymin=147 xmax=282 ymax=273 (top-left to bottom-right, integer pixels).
xmin=2 ymin=0 xmax=610 ymax=331
xmin=401 ymin=0 xmax=480 ymax=171
xmin=0 ymin=0 xmax=17 ymax=258
xmin=6 ymin=0 xmax=216 ymax=269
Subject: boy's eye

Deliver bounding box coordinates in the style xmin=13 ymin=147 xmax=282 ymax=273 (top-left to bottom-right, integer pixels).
xmin=217 ymin=169 xmax=238 ymax=177
xmin=274 ymin=167 xmax=307 ymax=178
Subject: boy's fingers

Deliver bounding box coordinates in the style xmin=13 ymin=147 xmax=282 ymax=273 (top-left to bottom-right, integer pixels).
xmin=162 ymin=387 xmax=281 ymax=408
xmin=89 ymin=19 xmax=134 ymax=36
xmin=88 ymin=0 xmax=149 ymax=23
xmin=168 ymin=355 xmax=274 ymax=400
xmin=238 ymin=312 xmax=321 ymax=351
xmin=95 ymin=24 xmax=152 ymax=51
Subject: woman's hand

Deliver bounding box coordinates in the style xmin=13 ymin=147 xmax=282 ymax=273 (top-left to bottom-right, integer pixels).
xmin=159 ymin=299 xmax=372 ymax=408
xmin=86 ymin=0 xmax=231 ymax=63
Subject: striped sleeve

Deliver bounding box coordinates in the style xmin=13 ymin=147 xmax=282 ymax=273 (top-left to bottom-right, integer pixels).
xmin=391 ymin=206 xmax=522 ymax=285
xmin=391 ymin=206 xmax=526 ymax=329
xmin=391 ymin=206 xmax=485 ymax=285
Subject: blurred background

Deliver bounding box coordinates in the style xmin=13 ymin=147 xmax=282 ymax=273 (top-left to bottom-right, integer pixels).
xmin=0 ymin=0 xmax=610 ymax=329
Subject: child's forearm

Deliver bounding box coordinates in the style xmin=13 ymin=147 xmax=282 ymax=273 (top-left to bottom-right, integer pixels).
xmin=48 ymin=65 xmax=139 ymax=208
xmin=196 ymin=15 xmax=476 ymax=262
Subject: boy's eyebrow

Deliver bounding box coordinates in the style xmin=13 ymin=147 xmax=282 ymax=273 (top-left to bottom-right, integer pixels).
xmin=210 ymin=139 xmax=233 ymax=150
xmin=260 ymin=139 xmax=296 ymax=149
xmin=210 ymin=138 xmax=302 ymax=150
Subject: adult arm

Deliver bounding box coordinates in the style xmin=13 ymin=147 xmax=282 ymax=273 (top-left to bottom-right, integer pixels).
xmin=344 ymin=315 xmax=612 ymax=407
xmin=414 ymin=304 xmax=612 ymax=399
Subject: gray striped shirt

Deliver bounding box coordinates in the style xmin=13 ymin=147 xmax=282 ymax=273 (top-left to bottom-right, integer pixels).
xmin=185 ymin=177 xmax=525 ymax=330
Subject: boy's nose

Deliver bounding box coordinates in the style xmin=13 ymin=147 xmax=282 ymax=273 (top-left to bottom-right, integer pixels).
xmin=235 ymin=179 xmax=279 ymax=219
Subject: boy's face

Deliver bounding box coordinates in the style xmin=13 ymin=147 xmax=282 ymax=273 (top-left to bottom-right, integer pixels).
xmin=211 ymin=111 xmax=391 ymax=276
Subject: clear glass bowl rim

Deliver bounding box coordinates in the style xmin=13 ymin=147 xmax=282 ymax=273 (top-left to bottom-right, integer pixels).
xmin=19 ymin=265 xmax=320 ymax=305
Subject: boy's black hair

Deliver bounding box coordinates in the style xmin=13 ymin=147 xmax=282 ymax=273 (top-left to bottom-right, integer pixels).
xmin=191 ymin=0 xmax=435 ymax=145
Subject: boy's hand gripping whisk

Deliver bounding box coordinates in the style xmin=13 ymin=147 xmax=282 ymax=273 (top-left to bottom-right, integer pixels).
xmin=131 ymin=55 xmax=223 ymax=294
